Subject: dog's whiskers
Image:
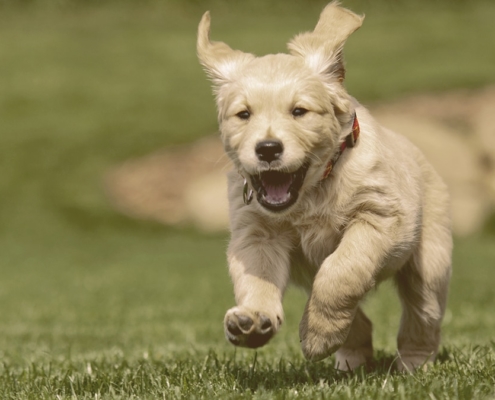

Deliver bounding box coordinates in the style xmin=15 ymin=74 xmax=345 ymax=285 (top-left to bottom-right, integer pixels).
xmin=307 ymin=152 xmax=323 ymax=166
xmin=214 ymin=151 xmax=230 ymax=166
xmin=282 ymin=165 xmax=291 ymax=174
xmin=217 ymin=150 xmax=239 ymax=173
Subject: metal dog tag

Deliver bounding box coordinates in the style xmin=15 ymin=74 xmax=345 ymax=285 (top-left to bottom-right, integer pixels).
xmin=243 ymin=178 xmax=253 ymax=205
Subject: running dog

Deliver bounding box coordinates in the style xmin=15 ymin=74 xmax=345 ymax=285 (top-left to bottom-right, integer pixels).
xmin=197 ymin=2 xmax=452 ymax=371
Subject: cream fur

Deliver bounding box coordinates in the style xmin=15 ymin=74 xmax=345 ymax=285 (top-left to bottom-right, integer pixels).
xmin=197 ymin=2 xmax=452 ymax=372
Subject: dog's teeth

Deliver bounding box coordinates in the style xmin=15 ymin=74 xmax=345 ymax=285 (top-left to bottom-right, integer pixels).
xmin=252 ymin=163 xmax=308 ymax=211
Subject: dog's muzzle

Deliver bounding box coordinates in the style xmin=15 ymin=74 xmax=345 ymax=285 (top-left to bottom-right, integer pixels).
xmin=248 ymin=162 xmax=309 ymax=212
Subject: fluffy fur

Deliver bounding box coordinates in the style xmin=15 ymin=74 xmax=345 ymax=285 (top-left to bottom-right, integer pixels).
xmin=197 ymin=2 xmax=452 ymax=372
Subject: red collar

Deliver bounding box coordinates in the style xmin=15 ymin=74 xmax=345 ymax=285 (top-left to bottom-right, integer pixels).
xmin=321 ymin=113 xmax=360 ymax=181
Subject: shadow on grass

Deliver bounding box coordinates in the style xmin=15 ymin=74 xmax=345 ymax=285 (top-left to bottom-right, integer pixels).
xmin=225 ymin=350 xmax=401 ymax=392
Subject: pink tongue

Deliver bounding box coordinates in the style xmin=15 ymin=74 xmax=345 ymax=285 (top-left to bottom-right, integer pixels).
xmin=263 ymin=181 xmax=291 ymax=204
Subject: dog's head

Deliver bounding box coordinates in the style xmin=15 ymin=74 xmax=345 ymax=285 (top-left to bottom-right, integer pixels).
xmin=197 ymin=2 xmax=363 ymax=214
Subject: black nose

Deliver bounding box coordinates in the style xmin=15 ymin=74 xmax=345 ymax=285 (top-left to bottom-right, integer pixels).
xmin=255 ymin=140 xmax=283 ymax=163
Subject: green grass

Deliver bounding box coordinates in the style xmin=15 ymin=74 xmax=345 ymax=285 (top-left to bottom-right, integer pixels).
xmin=0 ymin=0 xmax=495 ymax=398
xmin=1 ymin=232 xmax=495 ymax=398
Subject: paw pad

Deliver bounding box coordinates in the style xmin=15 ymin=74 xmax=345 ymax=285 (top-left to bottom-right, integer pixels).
xmin=237 ymin=315 xmax=254 ymax=332
xmin=260 ymin=315 xmax=272 ymax=331
xmin=226 ymin=319 xmax=242 ymax=336
xmin=224 ymin=310 xmax=277 ymax=348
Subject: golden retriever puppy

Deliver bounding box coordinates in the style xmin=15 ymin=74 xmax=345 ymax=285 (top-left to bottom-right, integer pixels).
xmin=197 ymin=2 xmax=452 ymax=372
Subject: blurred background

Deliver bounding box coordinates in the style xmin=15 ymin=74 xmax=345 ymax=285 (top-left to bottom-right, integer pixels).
xmin=0 ymin=0 xmax=494 ymax=365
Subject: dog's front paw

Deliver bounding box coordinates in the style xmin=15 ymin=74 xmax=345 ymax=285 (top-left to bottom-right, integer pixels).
xmin=299 ymin=324 xmax=343 ymax=362
xmin=299 ymin=303 xmax=353 ymax=362
xmin=224 ymin=307 xmax=281 ymax=348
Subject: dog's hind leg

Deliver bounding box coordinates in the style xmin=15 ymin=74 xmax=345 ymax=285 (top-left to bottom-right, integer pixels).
xmin=334 ymin=306 xmax=373 ymax=371
xmin=395 ymin=222 xmax=452 ymax=372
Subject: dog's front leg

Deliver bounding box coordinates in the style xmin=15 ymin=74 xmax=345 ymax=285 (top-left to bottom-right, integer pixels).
xmin=300 ymin=220 xmax=393 ymax=362
xmin=224 ymin=226 xmax=293 ymax=348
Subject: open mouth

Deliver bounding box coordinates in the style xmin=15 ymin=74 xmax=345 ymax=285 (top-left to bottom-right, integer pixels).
xmin=249 ymin=163 xmax=309 ymax=212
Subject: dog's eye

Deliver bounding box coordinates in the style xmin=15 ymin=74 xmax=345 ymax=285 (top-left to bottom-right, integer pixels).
xmin=236 ymin=110 xmax=251 ymax=120
xmin=292 ymin=107 xmax=308 ymax=117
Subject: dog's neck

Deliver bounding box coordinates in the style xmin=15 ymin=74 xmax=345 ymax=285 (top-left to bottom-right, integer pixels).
xmin=320 ymin=113 xmax=360 ymax=181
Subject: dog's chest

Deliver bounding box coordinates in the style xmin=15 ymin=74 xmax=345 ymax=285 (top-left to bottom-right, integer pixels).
xmin=293 ymin=217 xmax=342 ymax=268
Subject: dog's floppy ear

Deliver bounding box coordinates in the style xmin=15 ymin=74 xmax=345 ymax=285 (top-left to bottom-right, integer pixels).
xmin=287 ymin=2 xmax=363 ymax=83
xmin=197 ymin=12 xmax=254 ymax=87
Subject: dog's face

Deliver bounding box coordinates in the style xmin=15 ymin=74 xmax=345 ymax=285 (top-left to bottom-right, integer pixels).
xmin=218 ymin=55 xmax=342 ymax=212
xmin=198 ymin=3 xmax=364 ymax=214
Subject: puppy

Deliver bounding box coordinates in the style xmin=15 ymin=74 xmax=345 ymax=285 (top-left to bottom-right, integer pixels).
xmin=197 ymin=2 xmax=452 ymax=372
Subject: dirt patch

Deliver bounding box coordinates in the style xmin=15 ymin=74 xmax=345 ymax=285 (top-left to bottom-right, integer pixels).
xmin=104 ymin=136 xmax=231 ymax=231
xmin=105 ymin=86 xmax=495 ymax=236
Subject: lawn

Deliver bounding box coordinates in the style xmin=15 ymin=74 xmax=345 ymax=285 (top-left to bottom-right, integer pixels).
xmin=0 ymin=0 xmax=495 ymax=398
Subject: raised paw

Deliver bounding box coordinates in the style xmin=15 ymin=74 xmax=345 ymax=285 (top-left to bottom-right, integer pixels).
xmin=299 ymin=304 xmax=354 ymax=362
xmin=224 ymin=307 xmax=280 ymax=348
xmin=299 ymin=326 xmax=344 ymax=362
